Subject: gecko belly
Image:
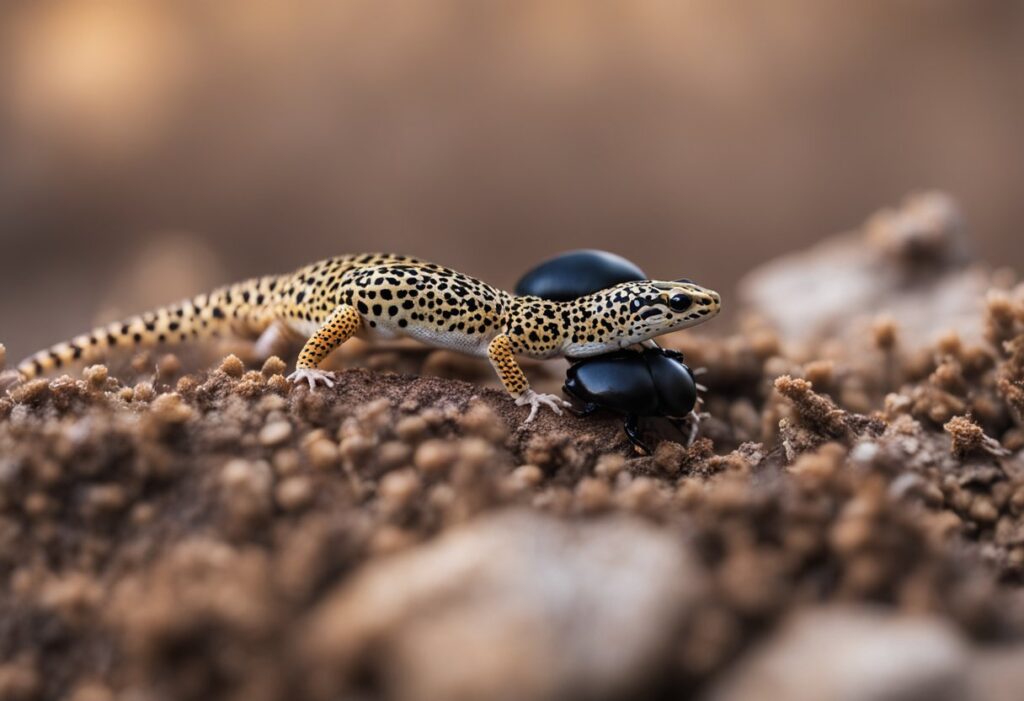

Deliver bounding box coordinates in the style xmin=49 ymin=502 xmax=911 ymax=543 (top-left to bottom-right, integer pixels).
xmin=360 ymin=317 xmax=492 ymax=357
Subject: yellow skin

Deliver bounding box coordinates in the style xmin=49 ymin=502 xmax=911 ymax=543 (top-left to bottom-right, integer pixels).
xmin=16 ymin=254 xmax=721 ymax=422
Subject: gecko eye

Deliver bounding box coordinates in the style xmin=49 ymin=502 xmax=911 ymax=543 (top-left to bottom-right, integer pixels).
xmin=629 ymin=298 xmax=644 ymax=313
xmin=669 ymin=293 xmax=692 ymax=312
xmin=675 ymin=278 xmax=693 ymax=284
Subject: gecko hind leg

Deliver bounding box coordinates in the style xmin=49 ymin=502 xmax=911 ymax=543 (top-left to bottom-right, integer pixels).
xmin=253 ymin=321 xmax=296 ymax=360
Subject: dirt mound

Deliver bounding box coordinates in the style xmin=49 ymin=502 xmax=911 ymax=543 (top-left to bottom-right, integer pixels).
xmin=3 ymin=195 xmax=1024 ymax=701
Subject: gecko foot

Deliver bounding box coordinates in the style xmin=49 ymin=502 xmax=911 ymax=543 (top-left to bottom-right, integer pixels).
xmin=515 ymin=389 xmax=571 ymax=424
xmin=287 ymin=368 xmax=336 ymax=390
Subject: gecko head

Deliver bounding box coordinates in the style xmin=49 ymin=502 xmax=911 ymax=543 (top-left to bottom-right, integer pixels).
xmin=564 ymin=279 xmax=721 ymax=357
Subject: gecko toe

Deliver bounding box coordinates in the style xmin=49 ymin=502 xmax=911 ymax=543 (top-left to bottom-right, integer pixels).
xmin=287 ymin=369 xmax=336 ymax=391
xmin=516 ymin=389 xmax=566 ymax=423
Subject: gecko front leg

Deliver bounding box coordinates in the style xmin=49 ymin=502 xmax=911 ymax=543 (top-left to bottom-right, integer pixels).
xmin=487 ymin=334 xmax=569 ymax=423
xmin=287 ymin=305 xmax=362 ymax=390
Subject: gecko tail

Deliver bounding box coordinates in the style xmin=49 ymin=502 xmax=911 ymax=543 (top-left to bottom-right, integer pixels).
xmin=16 ymin=275 xmax=283 ymax=381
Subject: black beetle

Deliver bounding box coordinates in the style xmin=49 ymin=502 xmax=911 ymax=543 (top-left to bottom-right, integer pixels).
xmin=515 ymin=249 xmax=647 ymax=301
xmin=563 ymin=347 xmax=699 ymax=454
xmin=515 ymin=249 xmax=707 ymax=452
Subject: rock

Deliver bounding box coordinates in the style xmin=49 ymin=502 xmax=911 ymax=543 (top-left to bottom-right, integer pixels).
xmin=739 ymin=192 xmax=989 ymax=348
xmin=303 ymin=509 xmax=703 ymax=701
xmin=702 ymin=606 xmax=969 ymax=701
xmin=259 ymin=420 xmax=293 ymax=447
xmin=968 ymin=645 xmax=1024 ymax=701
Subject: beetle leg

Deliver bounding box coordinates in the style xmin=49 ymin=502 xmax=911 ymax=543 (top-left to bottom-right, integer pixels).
xmin=687 ymin=412 xmax=701 ymax=444
xmin=671 ymin=412 xmax=701 ymax=446
xmin=623 ymin=415 xmax=652 ymax=455
xmin=566 ymin=401 xmax=600 ymax=417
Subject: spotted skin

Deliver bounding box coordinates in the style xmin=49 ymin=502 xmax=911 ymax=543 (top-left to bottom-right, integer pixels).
xmin=16 ymin=253 xmax=721 ymax=422
xmin=296 ymin=304 xmax=362 ymax=370
xmin=487 ymin=334 xmax=528 ymax=396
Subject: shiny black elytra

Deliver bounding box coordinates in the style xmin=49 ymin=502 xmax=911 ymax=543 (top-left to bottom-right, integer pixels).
xmin=515 ymin=249 xmax=647 ymax=301
xmin=563 ymin=347 xmax=698 ymax=454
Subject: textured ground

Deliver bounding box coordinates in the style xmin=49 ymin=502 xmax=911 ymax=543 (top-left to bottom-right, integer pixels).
xmin=2 ymin=193 xmax=1024 ymax=701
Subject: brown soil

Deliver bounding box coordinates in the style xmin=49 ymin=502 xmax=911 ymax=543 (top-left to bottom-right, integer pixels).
xmin=2 ymin=194 xmax=1024 ymax=701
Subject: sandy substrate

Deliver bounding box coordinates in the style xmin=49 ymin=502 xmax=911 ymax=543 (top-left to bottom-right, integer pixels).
xmin=2 ymin=193 xmax=1024 ymax=701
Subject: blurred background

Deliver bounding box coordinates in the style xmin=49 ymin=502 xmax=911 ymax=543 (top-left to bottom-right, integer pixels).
xmin=1 ymin=0 xmax=1023 ymax=360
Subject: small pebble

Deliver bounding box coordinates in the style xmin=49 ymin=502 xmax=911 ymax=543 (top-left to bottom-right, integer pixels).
xmin=130 ymin=502 xmax=155 ymax=526
xmin=276 ymin=476 xmax=314 ymax=511
xmin=69 ymin=682 xmax=115 ymax=701
xmin=357 ymin=398 xmax=392 ymax=429
xmin=575 ymin=477 xmax=611 ymax=512
xmin=306 ymin=439 xmax=339 ymax=470
xmin=175 ymin=374 xmax=200 ymax=395
xmin=219 ymin=354 xmax=245 ymax=378
xmin=261 ymin=355 xmax=287 ymax=377
xmin=267 ymin=374 xmax=290 ymax=393
xmin=273 ymin=448 xmax=302 ymax=476
xmin=132 ymin=382 xmax=156 ymax=402
xmin=84 ymin=484 xmax=127 ymax=515
xmin=414 ymin=439 xmax=458 ymax=474
xmin=970 ymin=496 xmax=999 ymax=525
xmin=395 ymin=415 xmax=429 ymax=442
xmin=459 ymin=402 xmax=507 ymax=442
xmin=377 ymin=441 xmax=412 ymax=470
xmin=24 ymin=492 xmax=54 ymax=517
xmin=258 ymin=393 xmax=287 ymax=413
xmin=420 ymin=407 xmax=446 ymax=427
xmin=220 ymin=459 xmax=273 ymax=495
xmin=156 ymin=353 xmax=182 ymax=381
xmin=378 ymin=469 xmax=421 ymax=507
xmin=149 ymin=393 xmax=194 ymax=424
xmin=457 ymin=437 xmax=494 ymax=468
xmin=509 ymin=464 xmax=543 ymax=489
xmin=260 ymin=420 xmax=293 ymax=447
xmin=593 ymin=453 xmax=627 ymax=479
xmin=339 ymin=434 xmax=374 ymax=463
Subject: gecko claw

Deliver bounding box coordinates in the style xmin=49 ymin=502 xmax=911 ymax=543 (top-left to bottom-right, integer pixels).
xmin=516 ymin=389 xmax=571 ymax=424
xmin=287 ymin=368 xmax=336 ymax=390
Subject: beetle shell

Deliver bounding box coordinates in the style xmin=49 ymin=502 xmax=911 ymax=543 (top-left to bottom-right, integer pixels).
xmin=564 ymin=348 xmax=697 ymax=419
xmin=515 ymin=249 xmax=647 ymax=301
xmin=647 ymin=350 xmax=699 ymax=417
